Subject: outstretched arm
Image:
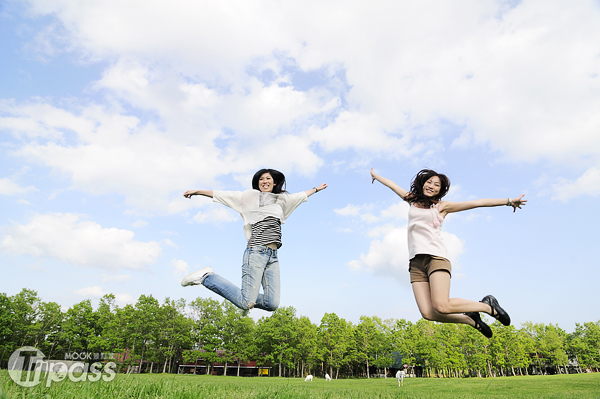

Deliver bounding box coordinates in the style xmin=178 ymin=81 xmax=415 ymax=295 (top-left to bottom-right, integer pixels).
xmin=183 ymin=190 xmax=213 ymax=198
xmin=439 ymin=194 xmax=526 ymax=216
xmin=370 ymin=168 xmax=408 ymax=199
xmin=305 ymin=183 xmax=328 ymax=198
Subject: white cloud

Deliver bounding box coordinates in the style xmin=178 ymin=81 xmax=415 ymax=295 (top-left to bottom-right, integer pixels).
xmin=4 ymin=102 xmax=225 ymax=211
xmin=101 ymin=274 xmax=132 ymax=283
xmin=6 ymin=0 xmax=600 ymax=208
xmin=348 ymin=225 xmax=464 ymax=285
xmin=440 ymin=232 xmax=465 ymax=265
xmin=2 ymin=91 xmax=326 ymax=213
xmin=335 ymin=201 xmax=409 ymax=224
xmin=308 ymin=111 xmax=415 ymax=157
xmin=24 ymin=0 xmax=291 ymax=77
xmin=74 ymin=286 xmax=135 ymax=306
xmin=171 ymin=259 xmax=190 ymax=275
xmin=192 ymin=207 xmax=238 ymax=224
xmin=552 ymin=167 xmax=600 ymax=202
xmin=162 ymin=239 xmax=177 ymax=247
xmin=334 ymin=203 xmax=378 ymax=222
xmin=114 ymin=293 xmax=135 ymax=306
xmin=360 ymin=213 xmax=380 ymax=223
xmin=218 ymin=80 xmax=332 ymax=138
xmin=0 ymin=99 xmax=88 ymax=140
xmin=133 ymin=219 xmax=148 ymax=228
xmin=74 ymin=286 xmax=104 ymax=298
xmin=0 ymin=213 xmax=161 ymax=270
xmin=366 ymin=224 xmax=397 ymax=238
xmin=0 ymin=178 xmax=36 ymax=196
xmin=379 ymin=201 xmax=409 ymax=220
xmin=226 ymin=134 xmax=324 ymax=178
xmin=348 ymin=226 xmax=410 ymax=284
xmin=15 ymin=1 xmax=600 ymax=155
xmin=334 ymin=204 xmax=365 ymax=217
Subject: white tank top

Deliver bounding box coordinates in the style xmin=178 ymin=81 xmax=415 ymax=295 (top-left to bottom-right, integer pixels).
xmin=407 ymin=204 xmax=448 ymax=260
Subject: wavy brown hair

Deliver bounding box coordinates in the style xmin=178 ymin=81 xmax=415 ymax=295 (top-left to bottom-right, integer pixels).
xmin=404 ymin=169 xmax=450 ymax=208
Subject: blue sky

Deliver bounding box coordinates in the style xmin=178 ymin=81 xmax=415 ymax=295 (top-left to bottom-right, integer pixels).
xmin=1 ymin=0 xmax=599 ymax=332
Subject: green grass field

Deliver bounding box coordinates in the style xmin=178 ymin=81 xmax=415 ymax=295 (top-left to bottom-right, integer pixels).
xmin=1 ymin=371 xmax=599 ymax=399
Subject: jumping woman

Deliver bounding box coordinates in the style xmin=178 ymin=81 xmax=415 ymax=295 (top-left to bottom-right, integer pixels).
xmin=181 ymin=169 xmax=327 ymax=314
xmin=370 ymin=168 xmax=525 ymax=337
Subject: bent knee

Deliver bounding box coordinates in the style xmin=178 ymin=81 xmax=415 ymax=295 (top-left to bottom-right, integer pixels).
xmin=432 ymin=302 xmax=451 ymax=315
xmin=420 ymin=310 xmax=437 ymax=321
xmin=431 ymin=300 xmax=451 ymax=314
xmin=263 ymin=299 xmax=280 ymax=312
xmin=264 ymin=303 xmax=279 ymax=312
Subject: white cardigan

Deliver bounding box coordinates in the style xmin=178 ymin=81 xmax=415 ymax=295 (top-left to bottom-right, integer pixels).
xmin=213 ymin=189 xmax=308 ymax=241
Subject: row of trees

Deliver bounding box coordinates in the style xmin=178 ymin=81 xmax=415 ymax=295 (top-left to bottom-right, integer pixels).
xmin=1 ymin=289 xmax=599 ymax=378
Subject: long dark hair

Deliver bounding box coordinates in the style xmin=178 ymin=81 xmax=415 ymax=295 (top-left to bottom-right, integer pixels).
xmin=404 ymin=169 xmax=450 ymax=208
xmin=252 ymin=169 xmax=287 ymax=194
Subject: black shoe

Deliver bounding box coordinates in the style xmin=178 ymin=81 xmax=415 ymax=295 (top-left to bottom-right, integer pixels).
xmin=465 ymin=312 xmax=493 ymax=338
xmin=480 ymin=295 xmax=511 ymax=326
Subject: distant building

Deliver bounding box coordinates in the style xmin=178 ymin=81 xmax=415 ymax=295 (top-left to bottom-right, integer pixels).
xmin=177 ymin=350 xmax=271 ymax=377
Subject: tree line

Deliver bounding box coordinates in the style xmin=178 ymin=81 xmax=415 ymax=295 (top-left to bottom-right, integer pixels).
xmin=1 ymin=288 xmax=599 ymax=378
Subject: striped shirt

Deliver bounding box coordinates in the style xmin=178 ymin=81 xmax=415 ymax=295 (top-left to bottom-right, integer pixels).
xmin=247 ymin=216 xmax=282 ymax=248
xmin=212 ymin=190 xmax=307 ymax=242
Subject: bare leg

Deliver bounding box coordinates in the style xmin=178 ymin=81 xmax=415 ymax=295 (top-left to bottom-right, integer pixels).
xmin=429 ymin=271 xmax=492 ymax=314
xmin=412 ymin=271 xmax=492 ymax=326
xmin=412 ymin=280 xmax=471 ymax=325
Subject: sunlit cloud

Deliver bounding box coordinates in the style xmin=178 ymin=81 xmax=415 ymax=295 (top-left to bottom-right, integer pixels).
xmin=0 ymin=213 xmax=161 ymax=270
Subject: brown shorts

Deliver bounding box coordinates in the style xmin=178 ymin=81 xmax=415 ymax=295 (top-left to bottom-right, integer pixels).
xmin=409 ymin=254 xmax=452 ymax=283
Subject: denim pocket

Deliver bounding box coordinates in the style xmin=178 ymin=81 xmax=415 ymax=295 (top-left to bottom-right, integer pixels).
xmin=247 ymin=246 xmax=268 ymax=254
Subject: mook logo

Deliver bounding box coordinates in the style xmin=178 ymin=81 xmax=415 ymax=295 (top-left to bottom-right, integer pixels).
xmin=8 ymin=346 xmax=116 ymax=387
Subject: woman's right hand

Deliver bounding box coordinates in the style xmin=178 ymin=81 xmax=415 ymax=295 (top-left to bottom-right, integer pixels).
xmin=370 ymin=168 xmax=408 ymax=199
xmin=370 ymin=167 xmax=378 ymax=184
xmin=184 ymin=189 xmax=213 ymax=198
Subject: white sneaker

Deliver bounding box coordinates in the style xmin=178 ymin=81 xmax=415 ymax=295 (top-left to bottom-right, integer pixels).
xmin=181 ymin=266 xmax=214 ymax=287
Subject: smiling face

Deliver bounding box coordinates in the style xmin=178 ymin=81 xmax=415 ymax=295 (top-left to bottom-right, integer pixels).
xmin=422 ymin=175 xmax=441 ymax=197
xmin=258 ymin=172 xmax=275 ymax=193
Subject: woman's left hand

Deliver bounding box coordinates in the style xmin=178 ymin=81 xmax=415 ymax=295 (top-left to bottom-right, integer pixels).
xmin=316 ymin=183 xmax=328 ymax=191
xmin=511 ymin=194 xmax=527 ymax=212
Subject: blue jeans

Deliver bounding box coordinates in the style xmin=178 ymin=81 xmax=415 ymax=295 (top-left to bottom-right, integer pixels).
xmin=202 ymin=246 xmax=280 ymax=311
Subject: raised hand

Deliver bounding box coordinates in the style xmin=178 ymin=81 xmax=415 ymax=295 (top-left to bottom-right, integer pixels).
xmin=510 ymin=194 xmax=527 ymax=212
xmin=316 ymin=183 xmax=328 ymax=191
